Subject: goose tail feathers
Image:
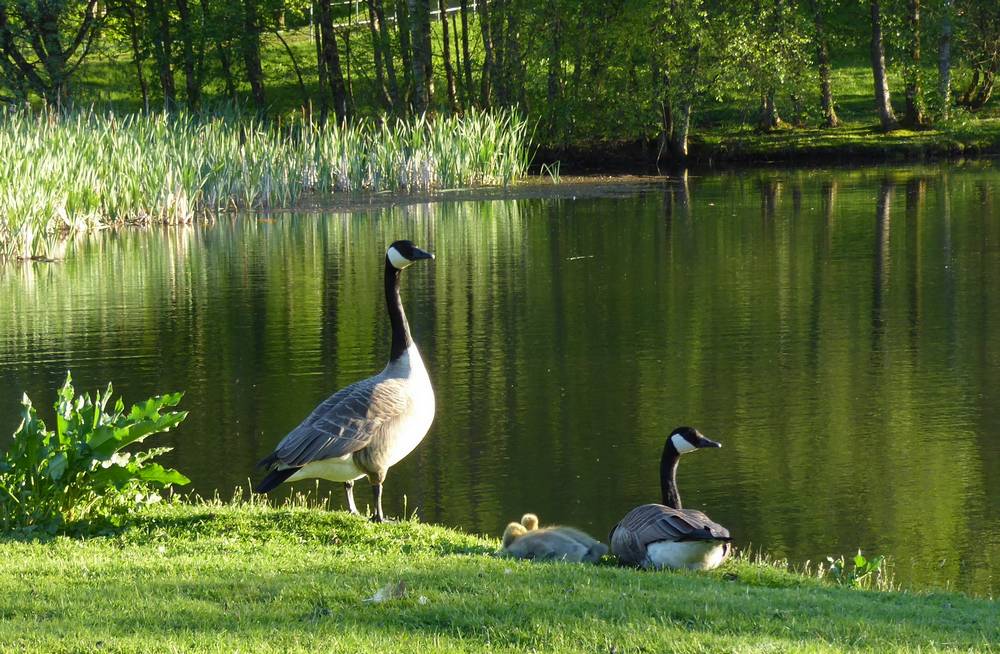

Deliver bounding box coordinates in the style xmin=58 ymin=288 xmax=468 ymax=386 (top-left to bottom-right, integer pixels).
xmin=254 ymin=466 xmax=299 ymax=493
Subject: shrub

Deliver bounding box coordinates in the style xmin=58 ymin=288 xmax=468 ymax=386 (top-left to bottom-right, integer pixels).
xmin=822 ymin=551 xmax=894 ymax=591
xmin=0 ymin=374 xmax=189 ymax=535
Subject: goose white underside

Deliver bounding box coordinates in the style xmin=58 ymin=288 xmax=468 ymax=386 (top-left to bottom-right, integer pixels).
xmin=643 ymin=540 xmax=728 ymax=571
xmin=287 ymin=455 xmax=365 ymax=483
xmin=382 ymin=344 xmax=435 ymax=468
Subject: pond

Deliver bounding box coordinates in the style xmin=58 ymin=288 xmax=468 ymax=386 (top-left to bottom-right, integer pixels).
xmin=2 ymin=164 xmax=998 ymax=596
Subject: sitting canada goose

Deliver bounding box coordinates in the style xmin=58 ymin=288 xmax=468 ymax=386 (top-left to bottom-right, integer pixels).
xmin=610 ymin=427 xmax=732 ymax=570
xmin=254 ymin=240 xmax=435 ymax=523
xmin=502 ymin=513 xmax=608 ymax=563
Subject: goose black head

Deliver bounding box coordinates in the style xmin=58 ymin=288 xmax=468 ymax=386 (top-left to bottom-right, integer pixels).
xmin=668 ymin=426 xmax=721 ymax=455
xmin=387 ymin=240 xmax=435 ymax=270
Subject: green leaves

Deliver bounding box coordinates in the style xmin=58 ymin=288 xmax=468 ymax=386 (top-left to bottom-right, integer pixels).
xmin=824 ymin=550 xmax=893 ymax=591
xmin=0 ymin=372 xmax=190 ymax=534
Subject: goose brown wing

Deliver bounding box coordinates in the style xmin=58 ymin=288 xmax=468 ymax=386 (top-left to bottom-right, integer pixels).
xmin=610 ymin=503 xmax=730 ymax=566
xmin=269 ymin=376 xmax=412 ymax=467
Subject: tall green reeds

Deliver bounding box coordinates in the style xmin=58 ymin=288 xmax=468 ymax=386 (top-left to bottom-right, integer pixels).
xmin=0 ymin=108 xmax=532 ymax=260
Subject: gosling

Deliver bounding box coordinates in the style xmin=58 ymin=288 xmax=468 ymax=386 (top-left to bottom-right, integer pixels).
xmin=501 ymin=513 xmax=607 ymax=563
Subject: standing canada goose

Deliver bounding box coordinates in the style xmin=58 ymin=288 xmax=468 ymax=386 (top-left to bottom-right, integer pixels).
xmin=254 ymin=240 xmax=435 ymax=522
xmin=610 ymin=427 xmax=732 ymax=570
xmin=502 ymin=513 xmax=608 ymax=563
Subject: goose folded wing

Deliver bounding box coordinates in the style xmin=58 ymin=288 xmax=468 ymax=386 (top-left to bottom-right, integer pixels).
xmin=617 ymin=504 xmax=730 ymax=550
xmin=271 ymin=378 xmax=412 ymax=467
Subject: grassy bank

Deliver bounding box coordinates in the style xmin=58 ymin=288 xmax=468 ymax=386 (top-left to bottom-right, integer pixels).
xmin=539 ymin=118 xmax=1000 ymax=172
xmin=0 ymin=109 xmax=530 ymax=260
xmin=0 ymin=500 xmax=995 ymax=653
xmin=695 ymin=119 xmax=1000 ymax=162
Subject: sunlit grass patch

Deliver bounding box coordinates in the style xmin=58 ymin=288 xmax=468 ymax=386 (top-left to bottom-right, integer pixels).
xmin=0 ymin=499 xmax=995 ymax=653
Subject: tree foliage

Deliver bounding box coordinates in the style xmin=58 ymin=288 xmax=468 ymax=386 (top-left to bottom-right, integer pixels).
xmin=0 ymin=0 xmax=996 ymax=158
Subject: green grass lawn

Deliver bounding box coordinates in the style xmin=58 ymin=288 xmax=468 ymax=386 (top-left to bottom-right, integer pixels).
xmin=1 ymin=500 xmax=996 ymax=653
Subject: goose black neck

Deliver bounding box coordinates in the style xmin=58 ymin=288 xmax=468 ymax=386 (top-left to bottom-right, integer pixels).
xmin=659 ymin=444 xmax=682 ymax=509
xmin=385 ymin=258 xmax=413 ymax=360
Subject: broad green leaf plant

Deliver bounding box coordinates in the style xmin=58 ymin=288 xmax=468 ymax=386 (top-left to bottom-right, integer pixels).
xmin=0 ymin=373 xmax=189 ymax=534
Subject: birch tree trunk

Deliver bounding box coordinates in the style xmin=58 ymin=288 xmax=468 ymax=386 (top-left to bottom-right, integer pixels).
xmin=903 ymin=0 xmax=924 ymax=127
xmin=937 ymin=0 xmax=952 ymax=119
xmin=869 ymin=0 xmax=897 ymax=131
xmin=545 ymin=0 xmax=561 ymax=114
xmin=408 ymin=0 xmax=432 ymax=113
xmin=809 ymin=0 xmax=838 ymax=127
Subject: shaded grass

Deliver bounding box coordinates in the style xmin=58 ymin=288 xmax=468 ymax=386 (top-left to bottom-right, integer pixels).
xmin=0 ymin=500 xmax=995 ymax=653
xmin=694 ymin=118 xmax=1000 ymax=163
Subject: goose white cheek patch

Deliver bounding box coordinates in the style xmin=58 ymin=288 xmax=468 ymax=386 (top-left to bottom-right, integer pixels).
xmin=387 ymin=246 xmax=411 ymax=269
xmin=671 ymin=433 xmax=697 ymax=454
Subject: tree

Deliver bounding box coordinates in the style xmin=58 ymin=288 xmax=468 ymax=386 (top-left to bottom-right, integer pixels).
xmin=202 ymin=0 xmax=238 ymax=103
xmin=395 ymin=0 xmax=413 ymax=104
xmin=175 ymin=0 xmax=202 ymax=109
xmin=459 ymin=0 xmax=473 ymax=107
xmin=808 ymin=0 xmax=839 ymax=127
xmin=146 ymin=0 xmax=176 ymax=109
xmin=438 ymin=0 xmax=458 ymax=111
xmin=317 ymin=0 xmax=349 ymax=122
xmin=956 ymin=0 xmax=999 ymax=111
xmin=364 ymin=0 xmax=392 ymax=109
xmin=649 ymin=0 xmax=721 ymax=162
xmin=241 ymin=0 xmax=266 ymax=112
xmin=902 ymin=0 xmax=924 ymax=127
xmin=477 ymin=0 xmax=496 ymax=107
xmin=372 ymin=0 xmax=399 ymax=108
xmin=0 ymin=0 xmax=103 ymax=102
xmin=117 ymin=0 xmax=150 ymax=110
xmin=409 ymin=0 xmax=432 ymax=113
xmin=937 ymin=0 xmax=953 ymax=118
xmin=723 ymin=0 xmax=811 ymax=131
xmin=869 ymin=0 xmax=897 ymax=131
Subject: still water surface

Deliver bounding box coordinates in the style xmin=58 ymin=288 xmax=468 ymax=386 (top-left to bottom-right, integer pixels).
xmin=2 ymin=165 xmax=999 ymax=596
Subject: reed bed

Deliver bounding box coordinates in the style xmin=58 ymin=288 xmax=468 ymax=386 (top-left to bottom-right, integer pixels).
xmin=0 ymin=109 xmax=532 ymax=260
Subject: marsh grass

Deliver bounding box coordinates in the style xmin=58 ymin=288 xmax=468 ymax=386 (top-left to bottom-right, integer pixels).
xmin=0 ymin=108 xmax=531 ymax=260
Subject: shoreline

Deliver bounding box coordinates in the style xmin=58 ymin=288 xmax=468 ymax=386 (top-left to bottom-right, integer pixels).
xmin=533 ymin=122 xmax=1000 ymax=174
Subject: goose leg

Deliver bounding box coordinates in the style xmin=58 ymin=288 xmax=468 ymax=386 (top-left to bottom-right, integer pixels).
xmin=344 ymin=480 xmax=360 ymax=515
xmin=371 ymin=483 xmax=386 ymax=523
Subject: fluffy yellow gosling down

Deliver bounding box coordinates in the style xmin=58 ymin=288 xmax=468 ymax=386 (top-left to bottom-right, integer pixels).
xmin=501 ymin=513 xmax=608 ymax=563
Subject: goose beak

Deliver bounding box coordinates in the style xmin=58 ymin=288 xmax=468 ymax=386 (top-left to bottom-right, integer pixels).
xmin=697 ymin=436 xmax=722 ymax=448
xmin=412 ymin=247 xmax=435 ymax=261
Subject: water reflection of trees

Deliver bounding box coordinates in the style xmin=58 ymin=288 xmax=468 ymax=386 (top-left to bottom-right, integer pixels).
xmin=0 ymin=169 xmax=998 ymax=594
